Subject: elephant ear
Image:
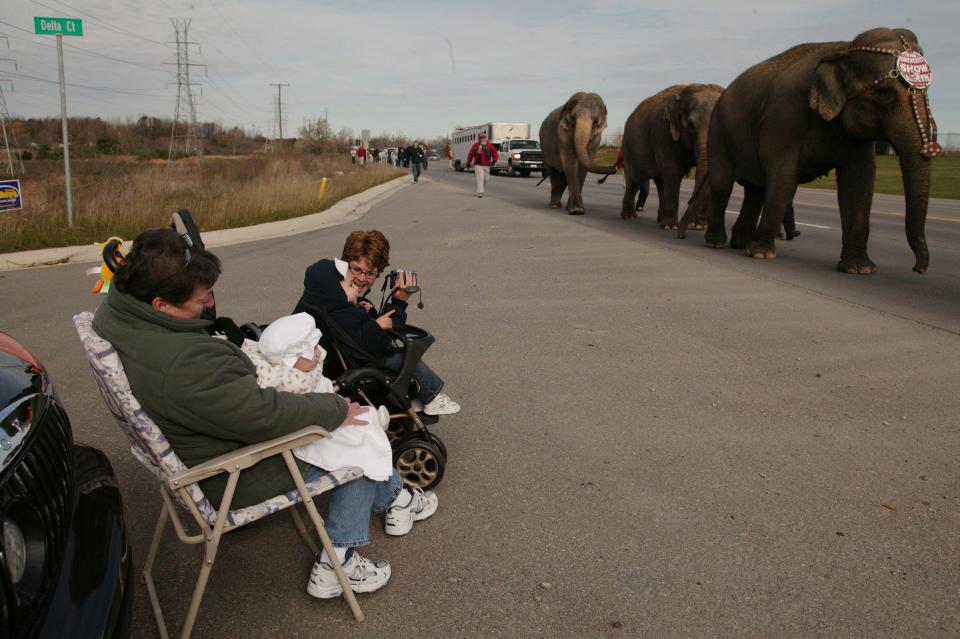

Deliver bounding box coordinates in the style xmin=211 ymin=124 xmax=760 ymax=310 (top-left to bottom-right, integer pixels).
xmin=809 ymin=53 xmax=847 ymax=122
xmin=663 ymin=94 xmax=682 ymax=142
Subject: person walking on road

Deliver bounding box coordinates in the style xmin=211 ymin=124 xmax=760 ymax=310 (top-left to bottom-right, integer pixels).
xmin=406 ymin=141 xmax=426 ymax=183
xmin=466 ymin=132 xmax=498 ymax=197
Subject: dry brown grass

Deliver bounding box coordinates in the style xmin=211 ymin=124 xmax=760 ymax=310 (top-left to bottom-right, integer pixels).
xmin=0 ymin=153 xmax=404 ymax=253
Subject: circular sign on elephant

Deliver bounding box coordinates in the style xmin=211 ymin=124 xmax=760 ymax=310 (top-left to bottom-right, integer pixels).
xmin=897 ymin=51 xmax=932 ymax=89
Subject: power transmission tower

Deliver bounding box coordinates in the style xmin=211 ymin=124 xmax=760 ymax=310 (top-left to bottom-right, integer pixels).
xmin=166 ymin=19 xmax=205 ymax=160
xmin=0 ymin=37 xmax=24 ymax=175
xmin=270 ymin=82 xmax=289 ymax=147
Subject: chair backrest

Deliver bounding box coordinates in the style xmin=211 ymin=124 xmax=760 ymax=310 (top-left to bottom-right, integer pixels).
xmin=73 ymin=312 xmax=218 ymax=523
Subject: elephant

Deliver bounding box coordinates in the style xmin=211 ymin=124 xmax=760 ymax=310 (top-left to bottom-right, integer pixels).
xmin=620 ymin=83 xmax=724 ymax=238
xmin=539 ymin=92 xmax=617 ymax=215
xmin=704 ymin=27 xmax=940 ymax=274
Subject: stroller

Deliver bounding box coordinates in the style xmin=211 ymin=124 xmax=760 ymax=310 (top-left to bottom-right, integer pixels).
xmin=292 ymin=299 xmax=448 ymax=490
xmin=166 ymin=209 xmax=448 ymax=490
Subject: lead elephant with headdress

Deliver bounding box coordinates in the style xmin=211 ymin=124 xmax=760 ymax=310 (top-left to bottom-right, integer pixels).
xmin=704 ymin=27 xmax=940 ymax=274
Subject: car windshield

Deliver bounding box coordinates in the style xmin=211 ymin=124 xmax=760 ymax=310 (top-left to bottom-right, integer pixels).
xmin=509 ymin=140 xmax=540 ymax=149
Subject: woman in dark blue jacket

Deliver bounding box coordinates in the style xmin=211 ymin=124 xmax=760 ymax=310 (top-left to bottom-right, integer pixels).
xmin=295 ymin=230 xmax=460 ymax=416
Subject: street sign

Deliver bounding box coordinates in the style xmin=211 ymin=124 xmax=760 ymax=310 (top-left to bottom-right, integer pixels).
xmin=34 ymin=17 xmax=83 ymax=36
xmin=0 ymin=179 xmax=23 ymax=212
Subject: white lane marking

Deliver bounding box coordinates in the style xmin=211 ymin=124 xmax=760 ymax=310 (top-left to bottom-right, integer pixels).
xmin=724 ymin=210 xmax=832 ymax=229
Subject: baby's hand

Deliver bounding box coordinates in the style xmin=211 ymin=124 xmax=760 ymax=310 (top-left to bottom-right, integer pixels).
xmin=340 ymin=280 xmax=360 ymax=303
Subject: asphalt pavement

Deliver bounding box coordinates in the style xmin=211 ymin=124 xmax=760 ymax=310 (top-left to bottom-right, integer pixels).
xmin=1 ymin=165 xmax=958 ymax=638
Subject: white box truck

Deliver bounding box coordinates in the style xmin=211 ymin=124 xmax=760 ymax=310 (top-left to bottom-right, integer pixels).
xmin=450 ymin=122 xmax=544 ymax=176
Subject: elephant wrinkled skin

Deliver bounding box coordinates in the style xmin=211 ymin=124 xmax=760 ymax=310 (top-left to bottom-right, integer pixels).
xmin=539 ymin=92 xmax=617 ymax=215
xmin=620 ymin=84 xmax=723 ymax=237
xmin=705 ymin=27 xmax=938 ymax=274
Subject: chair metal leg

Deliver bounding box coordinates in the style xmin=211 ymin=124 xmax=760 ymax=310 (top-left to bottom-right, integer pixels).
xmin=142 ymin=504 xmax=172 ymax=639
xmin=176 ymin=472 xmax=240 ymax=639
xmin=289 ymin=505 xmax=320 ymax=555
xmin=282 ymin=451 xmax=364 ymax=622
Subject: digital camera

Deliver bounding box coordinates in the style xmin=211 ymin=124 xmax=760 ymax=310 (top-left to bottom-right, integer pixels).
xmin=388 ymin=269 xmax=420 ymax=294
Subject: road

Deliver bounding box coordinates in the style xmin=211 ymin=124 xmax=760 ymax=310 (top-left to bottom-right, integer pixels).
xmin=1 ymin=165 xmax=958 ymax=638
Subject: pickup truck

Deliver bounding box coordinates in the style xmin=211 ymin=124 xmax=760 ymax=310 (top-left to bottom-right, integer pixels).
xmin=491 ymin=139 xmax=545 ymax=177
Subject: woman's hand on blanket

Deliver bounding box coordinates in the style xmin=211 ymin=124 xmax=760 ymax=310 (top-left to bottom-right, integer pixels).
xmin=340 ymin=399 xmax=369 ymax=427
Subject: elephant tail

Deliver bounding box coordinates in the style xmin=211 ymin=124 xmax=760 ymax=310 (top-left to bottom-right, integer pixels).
xmin=535 ymin=174 xmax=549 ymax=187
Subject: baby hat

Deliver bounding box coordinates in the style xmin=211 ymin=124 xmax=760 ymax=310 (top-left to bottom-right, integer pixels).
xmin=258 ymin=313 xmax=323 ymax=368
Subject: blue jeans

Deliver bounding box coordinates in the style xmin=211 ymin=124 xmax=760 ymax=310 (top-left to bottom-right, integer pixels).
xmin=411 ymin=161 xmax=422 ymax=182
xmin=382 ymin=353 xmax=444 ymax=404
xmin=304 ymin=466 xmax=403 ymax=547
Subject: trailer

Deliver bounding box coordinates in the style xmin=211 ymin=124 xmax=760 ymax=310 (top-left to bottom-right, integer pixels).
xmin=451 ymin=122 xmax=536 ymax=173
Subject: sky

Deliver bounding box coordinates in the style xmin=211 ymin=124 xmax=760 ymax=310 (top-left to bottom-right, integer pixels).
xmin=2 ymin=0 xmax=959 ymax=144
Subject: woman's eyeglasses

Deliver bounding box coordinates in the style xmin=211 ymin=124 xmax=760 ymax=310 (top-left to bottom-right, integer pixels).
xmin=348 ymin=263 xmax=379 ymax=279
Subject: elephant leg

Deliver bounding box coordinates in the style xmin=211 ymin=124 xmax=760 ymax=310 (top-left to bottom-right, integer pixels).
xmin=653 ymin=177 xmax=665 ymax=224
xmin=746 ymin=182 xmax=797 ymax=260
xmin=656 ymin=173 xmax=682 ymax=230
xmin=677 ymin=182 xmax=710 ymax=239
xmin=836 ymin=160 xmax=877 ymax=274
xmin=565 ymin=162 xmax=586 ymax=214
xmin=705 ymin=130 xmax=733 ymax=248
xmin=548 ymin=167 xmax=567 ymax=209
xmin=621 ymin=170 xmax=640 ymax=220
xmin=730 ymin=184 xmax=764 ymax=251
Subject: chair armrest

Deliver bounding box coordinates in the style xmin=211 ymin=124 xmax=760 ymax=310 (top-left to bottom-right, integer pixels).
xmin=167 ymin=425 xmax=329 ymax=490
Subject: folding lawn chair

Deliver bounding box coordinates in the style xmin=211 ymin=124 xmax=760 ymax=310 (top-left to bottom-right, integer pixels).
xmin=73 ymin=312 xmax=366 ymax=639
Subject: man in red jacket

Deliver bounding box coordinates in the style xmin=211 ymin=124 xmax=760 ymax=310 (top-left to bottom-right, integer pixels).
xmin=466 ymin=132 xmax=499 ymax=197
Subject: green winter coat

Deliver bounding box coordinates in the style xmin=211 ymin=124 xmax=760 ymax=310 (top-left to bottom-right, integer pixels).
xmin=92 ymin=287 xmax=348 ymax=509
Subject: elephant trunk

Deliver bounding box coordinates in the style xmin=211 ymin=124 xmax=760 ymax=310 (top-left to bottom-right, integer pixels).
xmin=691 ymin=128 xmax=710 ymax=198
xmin=899 ymin=152 xmax=932 ymax=274
xmin=574 ymin=115 xmax=616 ymax=175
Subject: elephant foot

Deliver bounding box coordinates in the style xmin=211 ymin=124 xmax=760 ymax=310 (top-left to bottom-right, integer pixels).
xmin=658 ymin=219 xmax=679 ymax=230
xmin=747 ymin=241 xmax=776 ymax=260
xmin=549 ymin=202 xmax=562 ymax=209
xmin=704 ymin=231 xmax=727 ymax=248
xmin=621 ymin=210 xmax=638 ymax=220
xmin=691 ymin=223 xmax=706 ymax=230
xmin=567 ymin=207 xmax=585 ymax=215
xmin=837 ymin=258 xmax=877 ymax=274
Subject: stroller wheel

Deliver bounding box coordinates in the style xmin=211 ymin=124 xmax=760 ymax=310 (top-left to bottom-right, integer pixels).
xmin=393 ymin=437 xmax=445 ymax=490
xmin=426 ymin=431 xmax=447 ymax=461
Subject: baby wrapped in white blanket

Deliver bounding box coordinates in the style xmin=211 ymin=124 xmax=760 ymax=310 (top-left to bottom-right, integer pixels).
xmin=241 ymin=313 xmax=393 ymax=481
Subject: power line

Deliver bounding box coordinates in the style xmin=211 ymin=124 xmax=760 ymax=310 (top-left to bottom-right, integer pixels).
xmin=2 ymin=70 xmax=167 ymax=97
xmin=0 ymin=20 xmax=168 ymax=74
xmin=31 ymin=0 xmax=170 ymax=47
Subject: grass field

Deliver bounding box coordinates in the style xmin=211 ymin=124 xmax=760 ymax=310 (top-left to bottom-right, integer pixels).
xmin=0 ymin=154 xmax=404 ymax=253
xmin=594 ymin=147 xmax=960 ymax=200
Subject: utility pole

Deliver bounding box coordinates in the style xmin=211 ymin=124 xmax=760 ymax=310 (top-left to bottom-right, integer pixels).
xmin=0 ymin=39 xmax=25 ymax=176
xmin=270 ymin=82 xmax=289 ymax=146
xmin=166 ymin=19 xmax=205 ymax=160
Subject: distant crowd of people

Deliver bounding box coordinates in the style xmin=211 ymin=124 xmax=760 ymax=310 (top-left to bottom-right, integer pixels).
xmin=352 ymin=141 xmax=433 ymax=185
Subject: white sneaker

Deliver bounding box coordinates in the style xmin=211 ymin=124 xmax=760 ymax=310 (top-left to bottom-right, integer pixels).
xmin=423 ymin=393 xmax=460 ymax=416
xmin=384 ymin=488 xmax=438 ymax=536
xmin=306 ymin=551 xmax=392 ymax=599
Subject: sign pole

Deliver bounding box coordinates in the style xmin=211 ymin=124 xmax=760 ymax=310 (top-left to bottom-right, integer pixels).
xmin=56 ymin=34 xmax=73 ymax=226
